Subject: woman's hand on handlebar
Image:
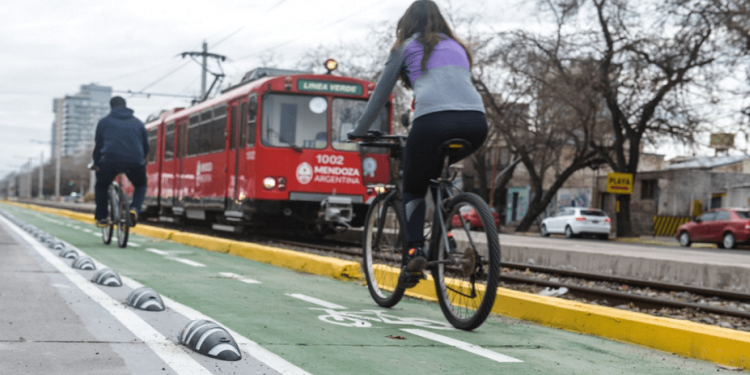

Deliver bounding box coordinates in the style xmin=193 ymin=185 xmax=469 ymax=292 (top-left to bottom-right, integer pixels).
xmin=347 ymin=130 xmax=383 ymax=141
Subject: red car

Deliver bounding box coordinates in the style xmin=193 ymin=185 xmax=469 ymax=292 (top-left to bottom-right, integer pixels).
xmin=451 ymin=206 xmax=501 ymax=230
xmin=676 ymin=208 xmax=750 ymax=249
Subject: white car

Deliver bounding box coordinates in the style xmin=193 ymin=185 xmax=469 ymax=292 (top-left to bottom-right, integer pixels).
xmin=540 ymin=207 xmax=611 ymax=240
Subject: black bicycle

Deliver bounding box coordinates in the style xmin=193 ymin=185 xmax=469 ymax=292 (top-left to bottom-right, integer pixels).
xmin=358 ymin=131 xmax=501 ymax=331
xmin=89 ymin=164 xmax=130 ymax=248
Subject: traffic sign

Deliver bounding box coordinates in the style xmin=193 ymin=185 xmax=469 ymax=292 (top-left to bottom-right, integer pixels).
xmin=607 ymin=172 xmax=633 ymax=194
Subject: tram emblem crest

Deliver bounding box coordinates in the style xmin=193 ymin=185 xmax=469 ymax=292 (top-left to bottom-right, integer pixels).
xmin=296 ymin=162 xmax=313 ymax=185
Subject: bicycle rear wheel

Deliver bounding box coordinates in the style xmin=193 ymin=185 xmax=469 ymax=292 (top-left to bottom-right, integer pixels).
xmin=101 ymin=195 xmax=114 ymax=245
xmin=431 ymin=192 xmax=501 ymax=330
xmin=116 ymin=190 xmax=130 ymax=248
xmin=362 ymin=192 xmax=406 ymax=307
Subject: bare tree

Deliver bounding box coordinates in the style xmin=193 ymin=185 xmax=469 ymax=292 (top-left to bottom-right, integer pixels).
xmin=471 ymin=3 xmax=610 ymax=232
xmin=507 ymin=0 xmax=739 ymax=236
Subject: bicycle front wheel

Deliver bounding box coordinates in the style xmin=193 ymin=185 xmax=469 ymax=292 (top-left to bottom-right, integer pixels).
xmin=432 ymin=192 xmax=501 ymax=330
xmin=362 ymin=192 xmax=406 ymax=307
xmin=116 ymin=191 xmax=130 ymax=248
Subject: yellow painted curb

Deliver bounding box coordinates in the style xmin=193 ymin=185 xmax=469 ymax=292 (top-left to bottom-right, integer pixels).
xmin=171 ymin=231 xmax=233 ymax=253
xmin=3 ymin=200 xmax=748 ymax=369
xmin=229 ymin=242 xmax=363 ymax=281
xmin=130 ymin=225 xmax=174 ymax=241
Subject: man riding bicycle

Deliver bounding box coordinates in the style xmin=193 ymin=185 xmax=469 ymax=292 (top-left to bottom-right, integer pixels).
xmin=92 ymin=96 xmax=148 ymax=228
xmin=348 ymin=0 xmax=488 ymax=277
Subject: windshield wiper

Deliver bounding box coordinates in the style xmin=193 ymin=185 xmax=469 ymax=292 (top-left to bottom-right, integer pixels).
xmin=284 ymin=141 xmax=303 ymax=153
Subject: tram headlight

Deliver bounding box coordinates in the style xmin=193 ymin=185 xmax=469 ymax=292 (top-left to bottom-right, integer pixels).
xmin=262 ymin=177 xmax=276 ymax=190
xmin=324 ymin=59 xmax=338 ymax=74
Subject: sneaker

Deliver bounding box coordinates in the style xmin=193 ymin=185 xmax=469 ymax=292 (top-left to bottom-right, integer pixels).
xmin=404 ymin=246 xmax=428 ymax=272
xmin=129 ymin=209 xmax=138 ymax=227
xmin=95 ymin=218 xmax=108 ymax=228
xmin=398 ymin=270 xmax=425 ymax=289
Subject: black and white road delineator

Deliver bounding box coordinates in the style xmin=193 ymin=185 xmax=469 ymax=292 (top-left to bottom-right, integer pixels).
xmin=59 ymin=248 xmax=79 ymax=260
xmin=126 ymin=287 xmax=165 ymax=311
xmin=72 ymin=256 xmax=96 ymax=270
xmin=179 ymin=320 xmax=242 ymax=361
xmin=91 ymin=268 xmax=122 ymax=287
xmin=52 ymin=242 xmax=67 ymax=251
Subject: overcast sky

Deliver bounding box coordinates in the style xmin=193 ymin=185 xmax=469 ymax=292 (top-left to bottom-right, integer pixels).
xmin=0 ymin=0 xmax=528 ymax=179
xmin=1 ymin=0 xmax=745 ymax=180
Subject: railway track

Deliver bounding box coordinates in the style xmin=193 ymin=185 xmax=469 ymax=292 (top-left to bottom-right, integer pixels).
xmin=20 ymin=200 xmax=750 ymax=329
xmin=265 ymin=237 xmax=750 ymax=323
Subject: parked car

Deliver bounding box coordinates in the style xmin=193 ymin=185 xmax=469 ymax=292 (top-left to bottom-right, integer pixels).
xmin=676 ymin=208 xmax=750 ymax=249
xmin=540 ymin=207 xmax=611 ymax=240
xmin=451 ymin=206 xmax=500 ymax=230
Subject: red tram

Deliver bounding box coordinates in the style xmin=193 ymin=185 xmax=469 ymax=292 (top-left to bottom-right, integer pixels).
xmin=127 ymin=63 xmax=392 ymax=233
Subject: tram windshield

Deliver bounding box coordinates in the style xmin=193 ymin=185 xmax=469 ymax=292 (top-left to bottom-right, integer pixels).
xmin=261 ymin=94 xmax=328 ymax=150
xmin=331 ymin=99 xmax=388 ymax=151
xmin=261 ymin=94 xmax=389 ymax=151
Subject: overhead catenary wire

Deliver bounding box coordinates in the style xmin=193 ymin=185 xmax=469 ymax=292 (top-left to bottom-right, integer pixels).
xmin=233 ymin=0 xmax=389 ymax=62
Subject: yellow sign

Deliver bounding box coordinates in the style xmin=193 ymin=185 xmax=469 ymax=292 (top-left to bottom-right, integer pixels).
xmin=607 ymin=172 xmax=633 ymax=195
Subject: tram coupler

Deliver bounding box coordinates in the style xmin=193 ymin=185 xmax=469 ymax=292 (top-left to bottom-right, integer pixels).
xmin=320 ymin=196 xmax=353 ymax=227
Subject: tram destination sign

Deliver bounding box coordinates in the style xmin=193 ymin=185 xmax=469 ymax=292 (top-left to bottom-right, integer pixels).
xmin=297 ymin=79 xmax=363 ymax=96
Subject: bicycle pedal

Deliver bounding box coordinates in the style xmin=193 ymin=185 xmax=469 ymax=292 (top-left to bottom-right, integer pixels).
xmin=398 ymin=270 xmax=425 ymax=289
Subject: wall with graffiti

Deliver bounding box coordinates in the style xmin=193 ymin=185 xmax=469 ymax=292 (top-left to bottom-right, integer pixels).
xmin=555 ymin=188 xmax=592 ymax=211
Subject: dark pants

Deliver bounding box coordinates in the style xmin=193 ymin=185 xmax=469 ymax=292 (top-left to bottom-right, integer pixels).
xmin=402 ymin=111 xmax=488 ymax=247
xmin=95 ymin=161 xmax=147 ymax=220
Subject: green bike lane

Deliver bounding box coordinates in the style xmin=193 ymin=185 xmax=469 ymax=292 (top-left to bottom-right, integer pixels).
xmin=2 ymin=204 xmax=723 ymax=374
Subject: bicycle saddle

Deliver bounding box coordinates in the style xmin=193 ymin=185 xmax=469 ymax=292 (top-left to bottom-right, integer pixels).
xmin=437 ymin=138 xmax=473 ymax=161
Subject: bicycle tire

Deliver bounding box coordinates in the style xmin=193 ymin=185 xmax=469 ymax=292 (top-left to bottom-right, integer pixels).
xmin=362 ymin=191 xmax=406 ymax=307
xmin=116 ymin=189 xmax=130 ymax=248
xmin=431 ymin=192 xmax=501 ymax=331
xmin=101 ymin=191 xmax=115 ymax=245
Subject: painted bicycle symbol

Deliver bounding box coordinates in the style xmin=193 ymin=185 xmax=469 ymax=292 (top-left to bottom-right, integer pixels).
xmin=312 ymin=308 xmax=454 ymax=330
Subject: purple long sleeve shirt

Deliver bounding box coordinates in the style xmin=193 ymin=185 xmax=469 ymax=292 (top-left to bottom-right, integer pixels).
xmin=352 ymin=34 xmax=485 ymax=135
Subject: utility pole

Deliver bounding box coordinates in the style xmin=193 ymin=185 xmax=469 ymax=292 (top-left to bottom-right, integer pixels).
xmin=201 ymin=41 xmax=207 ymax=97
xmin=180 ymin=41 xmax=227 ymax=101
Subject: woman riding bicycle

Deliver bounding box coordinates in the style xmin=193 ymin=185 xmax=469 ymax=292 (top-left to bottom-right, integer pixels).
xmin=348 ymin=0 xmax=488 ymax=275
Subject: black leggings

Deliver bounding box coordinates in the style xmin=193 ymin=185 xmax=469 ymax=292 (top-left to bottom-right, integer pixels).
xmin=402 ymin=110 xmax=488 ymax=247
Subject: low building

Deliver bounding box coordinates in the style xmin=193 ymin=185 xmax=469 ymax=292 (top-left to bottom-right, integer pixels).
xmin=597 ymin=155 xmax=750 ymax=235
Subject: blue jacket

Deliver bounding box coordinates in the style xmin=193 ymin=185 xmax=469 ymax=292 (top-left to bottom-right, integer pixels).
xmin=93 ymin=107 xmax=148 ymax=165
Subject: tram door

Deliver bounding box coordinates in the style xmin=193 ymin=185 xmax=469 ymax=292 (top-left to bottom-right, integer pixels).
xmin=174 ymin=120 xmax=188 ymax=214
xmin=226 ymin=94 xmax=256 ymax=217
xmin=225 ymin=100 xmax=242 ymax=215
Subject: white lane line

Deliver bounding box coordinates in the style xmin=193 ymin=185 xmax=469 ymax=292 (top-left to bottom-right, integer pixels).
xmin=169 ymin=257 xmax=206 ymax=267
xmin=401 ymin=329 xmax=523 ymax=363
xmin=93 ymin=233 xmax=102 ymax=237
xmin=219 ymin=272 xmax=261 ymax=284
xmin=73 ymin=226 xmax=81 ymax=230
xmin=82 ymin=228 xmax=92 ymax=233
xmin=0 ymin=215 xmax=213 ymax=375
xmin=128 ymin=242 xmax=141 ymax=247
xmin=286 ymin=293 xmax=346 ymax=309
xmin=146 ymin=248 xmax=170 ymax=256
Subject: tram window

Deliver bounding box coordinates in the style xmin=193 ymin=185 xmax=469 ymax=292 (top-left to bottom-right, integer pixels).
xmin=332 ymin=99 xmax=388 ymax=153
xmin=187 ymin=114 xmax=201 ymax=156
xmin=164 ymin=123 xmax=175 ymax=161
xmin=246 ymin=95 xmax=256 ymax=147
xmin=261 ymin=94 xmax=326 ymax=150
xmin=177 ymin=122 xmax=187 ymax=158
xmin=146 ymin=128 xmax=158 ymax=163
xmin=198 ymin=109 xmax=212 ymax=154
xmin=211 ymin=105 xmax=227 ymax=152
